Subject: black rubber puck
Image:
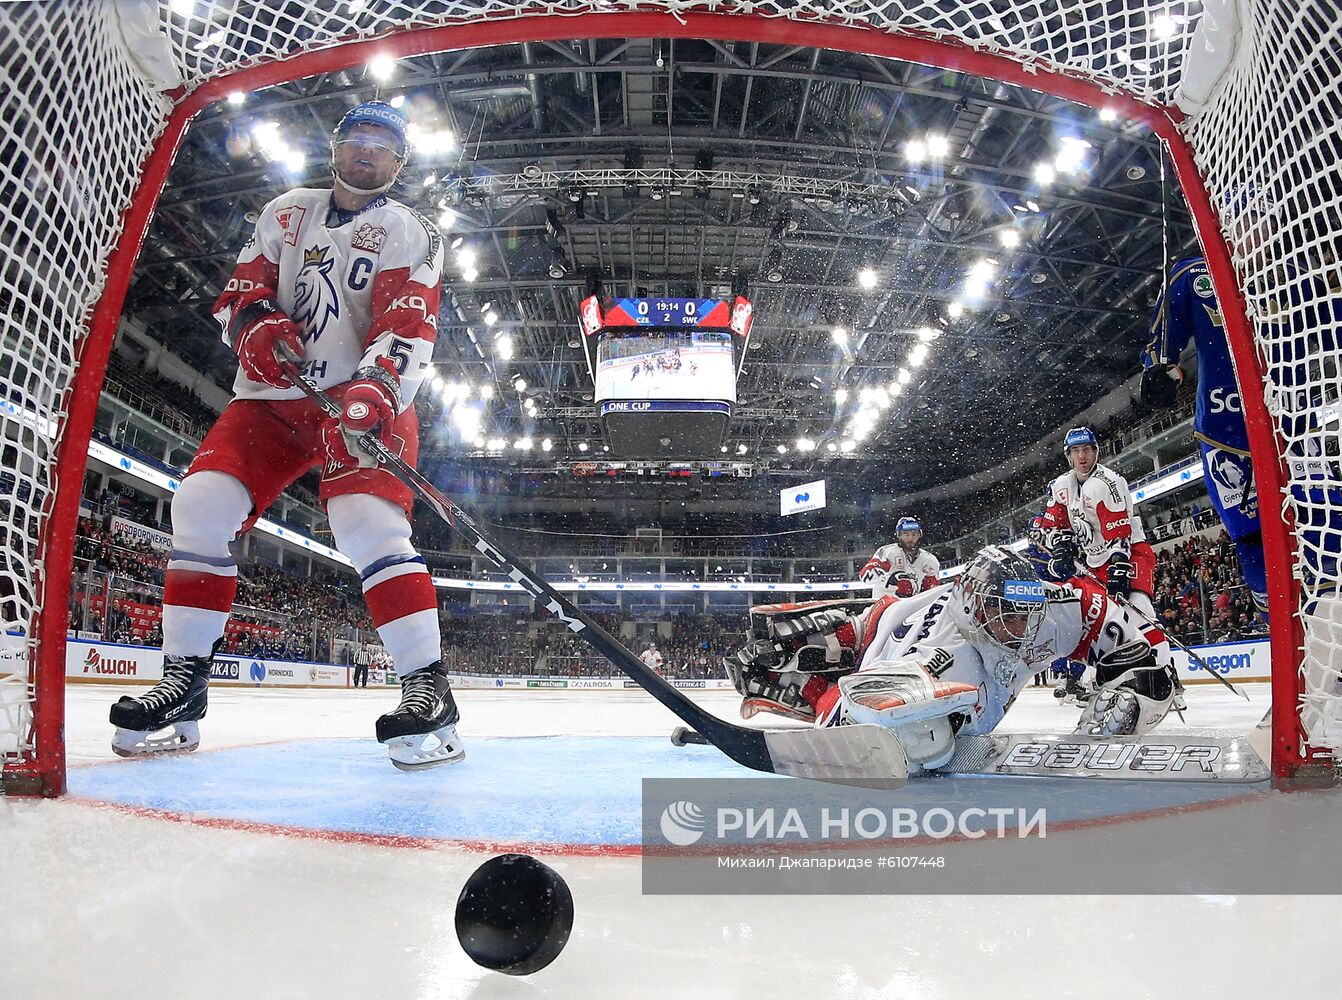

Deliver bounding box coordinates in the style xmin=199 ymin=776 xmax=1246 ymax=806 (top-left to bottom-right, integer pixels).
xmin=455 ymin=853 xmax=574 ymax=975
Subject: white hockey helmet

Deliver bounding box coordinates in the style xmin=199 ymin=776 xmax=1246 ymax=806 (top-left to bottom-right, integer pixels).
xmin=949 ymin=546 xmax=1048 ymax=655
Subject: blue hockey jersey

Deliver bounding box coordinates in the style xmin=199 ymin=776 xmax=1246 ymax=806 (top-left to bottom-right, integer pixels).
xmin=1142 ymin=256 xmax=1248 ymax=453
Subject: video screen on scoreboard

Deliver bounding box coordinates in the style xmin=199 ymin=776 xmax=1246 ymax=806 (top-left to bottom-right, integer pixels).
xmin=594 ymin=330 xmax=736 ymax=404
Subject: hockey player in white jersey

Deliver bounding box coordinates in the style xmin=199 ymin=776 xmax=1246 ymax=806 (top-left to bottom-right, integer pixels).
xmin=109 ymin=101 xmax=462 ymax=770
xmin=1038 ymin=427 xmax=1159 ymax=621
xmin=859 ymin=516 xmax=941 ymax=598
xmin=725 ymin=546 xmax=1176 ymax=774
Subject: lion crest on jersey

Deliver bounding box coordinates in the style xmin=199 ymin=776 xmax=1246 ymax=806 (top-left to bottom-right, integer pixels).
xmin=293 ymin=244 xmax=340 ymax=342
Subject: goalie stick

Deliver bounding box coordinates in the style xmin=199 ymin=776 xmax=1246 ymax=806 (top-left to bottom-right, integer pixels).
xmin=279 ymin=357 xmax=907 ymax=789
xmin=673 ymin=727 xmax=1269 ymax=783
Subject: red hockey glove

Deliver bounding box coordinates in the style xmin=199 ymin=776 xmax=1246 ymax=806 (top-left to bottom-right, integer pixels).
xmin=322 ymin=358 xmax=401 ymax=469
xmin=232 ymin=298 xmax=304 ymax=389
xmin=920 ymin=574 xmax=940 ymax=593
xmin=893 ymin=575 xmax=916 ymax=598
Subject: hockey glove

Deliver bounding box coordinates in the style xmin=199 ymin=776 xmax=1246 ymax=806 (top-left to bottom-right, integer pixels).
xmin=891 ymin=573 xmax=917 ymax=598
xmin=1139 ymin=363 xmax=1183 ymax=409
xmin=1106 ymin=553 xmax=1135 ymax=598
xmin=322 ymin=358 xmax=402 ymax=470
xmin=232 ymin=298 xmax=304 ymax=389
xmin=1048 ymin=530 xmax=1079 ymax=580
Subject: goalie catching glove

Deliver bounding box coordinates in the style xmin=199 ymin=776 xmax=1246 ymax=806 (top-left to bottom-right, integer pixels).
xmin=1074 ymin=640 xmax=1175 ymax=737
xmin=230 ymin=298 xmax=305 ymax=389
xmin=322 ymin=357 xmax=402 ymax=469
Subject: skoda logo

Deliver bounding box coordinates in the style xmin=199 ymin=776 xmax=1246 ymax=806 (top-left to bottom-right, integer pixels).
xmin=249 ymin=661 xmax=266 ymax=682
xmin=659 ymin=800 xmax=706 ymax=846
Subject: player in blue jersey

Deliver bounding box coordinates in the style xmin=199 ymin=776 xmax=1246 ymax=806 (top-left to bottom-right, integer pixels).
xmin=1142 ymin=192 xmax=1342 ymax=625
xmin=1141 ymin=254 xmax=1268 ymax=615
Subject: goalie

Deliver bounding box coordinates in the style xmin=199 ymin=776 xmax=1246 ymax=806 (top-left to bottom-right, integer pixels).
xmin=724 ymin=546 xmax=1177 ymax=775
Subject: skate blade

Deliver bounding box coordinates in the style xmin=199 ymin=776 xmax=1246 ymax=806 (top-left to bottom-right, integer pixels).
xmin=111 ymin=721 xmax=201 ymax=758
xmin=385 ymin=726 xmax=465 ymax=771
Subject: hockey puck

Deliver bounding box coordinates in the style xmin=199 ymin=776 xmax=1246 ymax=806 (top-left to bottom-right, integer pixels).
xmin=670 ymin=726 xmax=709 ymax=747
xmin=455 ymin=853 xmax=573 ymax=975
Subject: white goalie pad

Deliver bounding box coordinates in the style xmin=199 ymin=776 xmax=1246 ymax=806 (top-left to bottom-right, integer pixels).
xmin=836 ymin=659 xmax=979 ymax=771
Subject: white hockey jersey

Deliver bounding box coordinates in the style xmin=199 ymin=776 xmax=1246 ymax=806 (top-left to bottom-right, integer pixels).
xmin=1042 ymin=463 xmax=1147 ymax=569
xmin=859 ymin=544 xmax=941 ymax=598
xmin=213 ymin=188 xmax=444 ymax=411
xmin=832 ymin=577 xmax=1171 ymax=735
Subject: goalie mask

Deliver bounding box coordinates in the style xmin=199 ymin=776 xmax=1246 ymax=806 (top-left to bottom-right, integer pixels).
xmin=949 ymin=546 xmax=1048 ymax=655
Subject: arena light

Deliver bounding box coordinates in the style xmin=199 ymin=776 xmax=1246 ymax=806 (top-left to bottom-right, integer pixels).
xmin=487 ymin=437 xmax=506 ymax=451
xmin=283 ymin=150 xmax=306 ymax=175
xmin=1099 ymin=107 xmax=1118 ymax=123
xmin=840 ymin=439 xmax=856 ymax=453
xmin=998 ymin=229 xmax=1021 ymax=248
xmin=908 ymin=343 xmax=929 ymax=367
xmin=904 ymin=139 xmax=927 ymax=163
xmin=480 ymin=384 xmax=495 ymax=400
xmin=1033 ymin=161 xmax=1057 ymax=186
xmin=947 ymin=301 xmax=965 ymax=319
xmin=494 ymin=334 xmax=513 ymax=360
xmin=473 ymin=435 xmax=485 ymax=448
xmin=367 ymin=54 xmax=397 ymax=81
xmin=226 ymin=91 xmax=245 ymax=106
xmin=857 ymin=267 xmax=878 ymax=290
xmin=578 ymin=442 xmax=589 ymax=452
xmin=437 ymin=208 xmax=455 ymax=229
xmin=1025 ymin=199 xmax=1041 ymax=212
xmin=796 ymin=437 xmax=815 ymax=451
xmin=887 ymin=380 xmax=903 ymax=397
xmin=776 ymin=444 xmax=787 ymax=454
xmin=737 ymin=444 xmax=748 ymax=455
xmin=456 ymin=246 xmax=476 ymax=268
xmin=1054 ymin=137 xmax=1091 ymax=174
xmin=461 ymin=267 xmax=478 ymax=282
xmin=926 ymin=133 xmax=950 ymax=159
xmin=389 ymin=94 xmax=406 ymax=109
xmin=483 ymin=310 xmax=498 ymax=326
xmin=514 ymin=438 xmax=532 ymax=450
xmin=897 ymin=367 xmax=911 ymax=385
xmin=834 ymin=387 xmax=849 ymax=405
xmin=511 ymin=375 xmax=527 ymax=392
xmin=830 ymin=326 xmax=848 ymax=344
xmin=916 ymin=326 xmax=940 ymax=342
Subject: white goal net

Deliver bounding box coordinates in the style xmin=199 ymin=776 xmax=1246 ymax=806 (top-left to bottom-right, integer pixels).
xmin=2 ymin=0 xmax=1338 ymax=793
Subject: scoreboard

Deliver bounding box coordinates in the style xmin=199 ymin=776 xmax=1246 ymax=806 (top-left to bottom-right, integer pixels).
xmin=577 ymin=294 xmax=754 ymax=457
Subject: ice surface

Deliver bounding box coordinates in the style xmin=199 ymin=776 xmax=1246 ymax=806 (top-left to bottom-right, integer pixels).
xmin=4 ymin=683 xmax=1337 ymax=999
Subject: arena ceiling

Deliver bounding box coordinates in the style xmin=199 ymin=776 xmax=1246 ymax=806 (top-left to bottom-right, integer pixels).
xmin=123 ymin=35 xmax=1198 ymax=498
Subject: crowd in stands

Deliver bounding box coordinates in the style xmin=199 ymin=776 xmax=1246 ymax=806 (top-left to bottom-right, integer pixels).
xmin=1151 ymin=530 xmax=1266 ymax=644
xmin=67 ymin=462 xmax=1264 ymax=684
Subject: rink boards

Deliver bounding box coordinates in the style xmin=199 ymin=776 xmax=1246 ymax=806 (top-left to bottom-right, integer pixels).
xmin=51 ymin=635 xmax=1273 ymax=690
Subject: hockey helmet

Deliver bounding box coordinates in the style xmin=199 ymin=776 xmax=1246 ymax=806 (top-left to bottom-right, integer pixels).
xmin=949 ymin=546 xmax=1048 ymax=655
xmin=896 ymin=516 xmax=922 ymax=535
xmin=332 ymin=100 xmax=409 ymax=158
xmin=1062 ymin=426 xmax=1098 ymax=454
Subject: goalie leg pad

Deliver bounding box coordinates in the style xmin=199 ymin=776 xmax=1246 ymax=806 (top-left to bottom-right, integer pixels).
xmin=1076 ymin=640 xmax=1174 ymax=736
xmin=834 ymin=659 xmax=979 ymax=770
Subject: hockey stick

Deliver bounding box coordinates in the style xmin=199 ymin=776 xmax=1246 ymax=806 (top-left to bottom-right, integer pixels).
xmin=279 ymin=358 xmax=907 ymax=789
xmin=1075 ymin=566 xmax=1248 ymax=700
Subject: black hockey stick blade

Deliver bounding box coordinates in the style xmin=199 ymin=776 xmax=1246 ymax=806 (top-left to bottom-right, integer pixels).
xmin=281 ymin=360 xmax=907 ymax=789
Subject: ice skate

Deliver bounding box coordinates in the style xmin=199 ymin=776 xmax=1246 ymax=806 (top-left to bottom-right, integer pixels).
xmin=109 ymin=654 xmax=212 ymax=757
xmin=376 ymin=661 xmax=465 ymax=771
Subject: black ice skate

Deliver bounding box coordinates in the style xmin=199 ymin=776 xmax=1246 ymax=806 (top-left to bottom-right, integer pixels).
xmin=376 ymin=661 xmax=465 ymax=771
xmin=109 ymin=653 xmax=212 ymax=757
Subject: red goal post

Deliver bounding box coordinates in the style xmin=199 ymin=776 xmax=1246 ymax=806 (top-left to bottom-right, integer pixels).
xmin=2 ymin=1 xmax=1336 ymax=795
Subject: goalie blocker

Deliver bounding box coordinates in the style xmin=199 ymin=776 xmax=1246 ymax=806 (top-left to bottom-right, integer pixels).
xmin=724 ymin=546 xmax=1179 ymax=776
